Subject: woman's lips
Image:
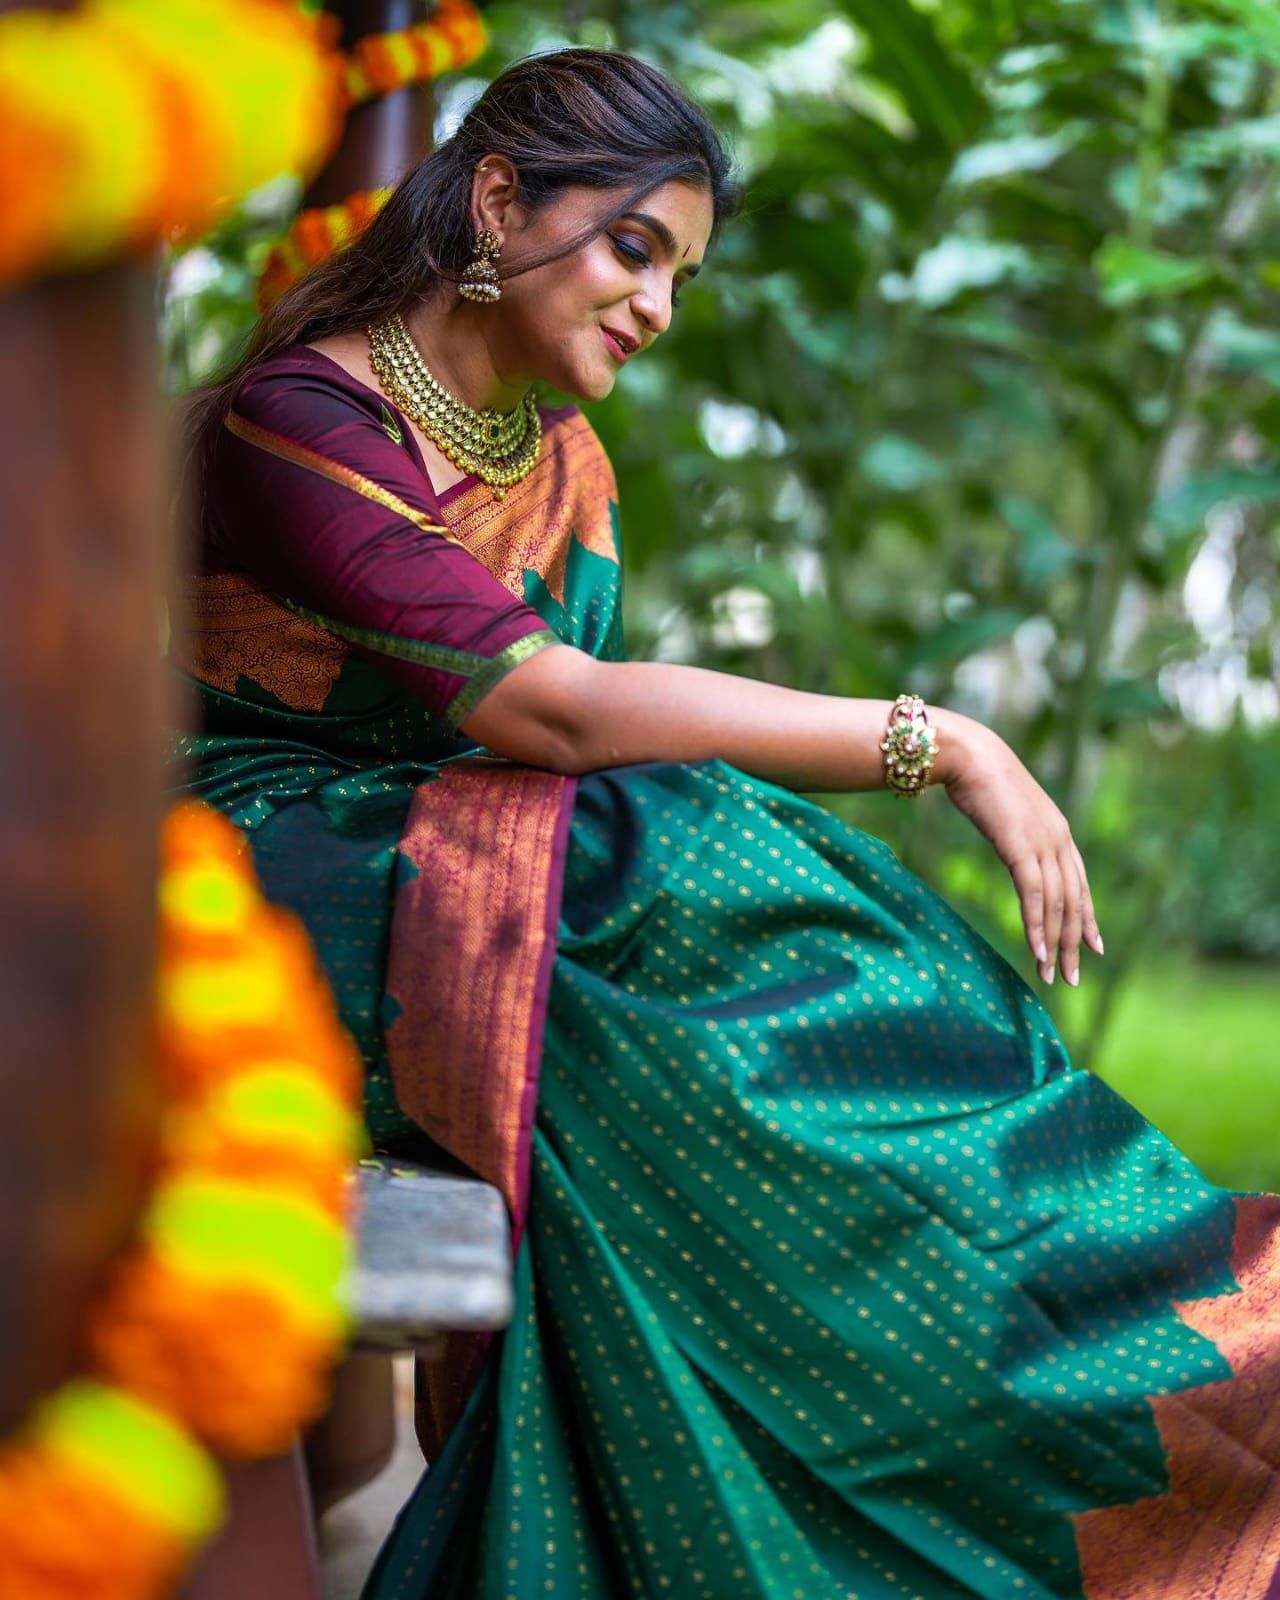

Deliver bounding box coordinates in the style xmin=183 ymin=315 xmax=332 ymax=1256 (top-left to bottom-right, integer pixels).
xmin=601 ymin=327 xmax=632 ymax=363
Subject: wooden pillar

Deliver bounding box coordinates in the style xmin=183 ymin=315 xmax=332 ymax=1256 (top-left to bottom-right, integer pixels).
xmin=304 ymin=0 xmax=434 ymax=207
xmin=0 ymin=259 xmax=166 ymax=1429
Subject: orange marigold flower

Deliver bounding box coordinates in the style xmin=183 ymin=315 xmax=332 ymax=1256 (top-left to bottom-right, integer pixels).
xmin=0 ymin=1456 xmax=186 ymax=1600
xmin=90 ymin=1270 xmax=339 ymax=1458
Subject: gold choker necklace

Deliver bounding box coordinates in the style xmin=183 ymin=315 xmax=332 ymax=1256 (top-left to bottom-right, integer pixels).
xmin=367 ymin=313 xmax=541 ymax=500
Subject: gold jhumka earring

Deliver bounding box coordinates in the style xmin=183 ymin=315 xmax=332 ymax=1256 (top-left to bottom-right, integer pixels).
xmin=457 ymin=227 xmax=502 ymax=303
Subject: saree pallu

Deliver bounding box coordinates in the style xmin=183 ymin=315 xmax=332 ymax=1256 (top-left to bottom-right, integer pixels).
xmin=178 ymin=348 xmax=1280 ymax=1600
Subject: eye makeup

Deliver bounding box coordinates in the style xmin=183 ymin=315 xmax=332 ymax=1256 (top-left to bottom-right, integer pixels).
xmin=609 ymin=233 xmax=688 ymax=309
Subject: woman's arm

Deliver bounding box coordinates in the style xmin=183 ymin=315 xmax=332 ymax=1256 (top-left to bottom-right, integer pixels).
xmin=461 ymin=644 xmax=1103 ymax=988
xmin=461 ymin=644 xmax=974 ymax=789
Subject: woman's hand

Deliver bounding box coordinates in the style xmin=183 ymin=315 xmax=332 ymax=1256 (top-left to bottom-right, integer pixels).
xmin=937 ymin=723 xmax=1103 ymax=986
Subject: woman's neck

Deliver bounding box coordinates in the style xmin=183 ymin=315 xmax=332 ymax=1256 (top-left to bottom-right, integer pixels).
xmin=402 ymin=300 xmax=532 ymax=416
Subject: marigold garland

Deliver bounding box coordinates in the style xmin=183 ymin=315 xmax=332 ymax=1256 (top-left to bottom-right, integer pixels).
xmin=256 ymin=187 xmax=393 ymax=311
xmin=340 ymin=0 xmax=486 ymax=109
xmin=0 ymin=801 xmax=363 ymax=1599
xmin=0 ymin=0 xmax=343 ymax=288
xmin=256 ymin=1 xmax=488 ymax=309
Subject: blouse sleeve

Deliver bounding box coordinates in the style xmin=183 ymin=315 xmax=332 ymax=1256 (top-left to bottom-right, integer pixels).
xmin=203 ymin=358 xmax=563 ymax=728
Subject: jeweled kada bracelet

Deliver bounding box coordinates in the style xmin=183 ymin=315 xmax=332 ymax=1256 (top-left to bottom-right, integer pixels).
xmin=880 ymin=692 xmax=938 ymax=797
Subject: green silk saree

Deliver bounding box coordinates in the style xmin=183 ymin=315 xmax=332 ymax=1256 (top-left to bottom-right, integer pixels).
xmin=176 ymin=348 xmax=1280 ymax=1600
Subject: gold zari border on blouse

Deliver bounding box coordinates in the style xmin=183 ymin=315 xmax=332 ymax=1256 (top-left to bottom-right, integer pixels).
xmin=447 ymin=631 xmax=563 ymax=728
xmin=280 ymin=600 xmax=561 ymax=730
xmin=223 ymin=409 xmax=464 ymax=543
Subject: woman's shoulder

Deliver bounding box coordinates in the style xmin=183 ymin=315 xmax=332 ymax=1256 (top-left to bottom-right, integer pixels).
xmin=205 ymin=342 xmax=436 ymax=519
xmin=229 ymin=342 xmax=385 ymax=427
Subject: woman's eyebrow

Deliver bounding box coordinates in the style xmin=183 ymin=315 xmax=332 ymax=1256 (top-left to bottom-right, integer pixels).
xmin=616 ymin=212 xmax=702 ymax=276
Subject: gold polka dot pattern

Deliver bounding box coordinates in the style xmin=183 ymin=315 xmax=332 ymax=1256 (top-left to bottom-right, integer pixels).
xmin=367 ymin=757 xmax=1249 ymax=1599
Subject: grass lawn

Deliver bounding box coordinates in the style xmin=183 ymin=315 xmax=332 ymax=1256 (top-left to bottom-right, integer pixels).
xmin=1057 ymin=958 xmax=1280 ymax=1193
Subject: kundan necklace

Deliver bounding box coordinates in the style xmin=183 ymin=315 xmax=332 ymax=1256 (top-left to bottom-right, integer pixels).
xmin=367 ymin=312 xmax=541 ymax=500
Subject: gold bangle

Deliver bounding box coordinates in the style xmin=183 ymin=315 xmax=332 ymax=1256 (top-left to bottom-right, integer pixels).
xmin=879 ymin=693 xmax=938 ymax=798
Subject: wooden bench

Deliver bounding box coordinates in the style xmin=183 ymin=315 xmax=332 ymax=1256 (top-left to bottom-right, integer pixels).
xmin=349 ymin=1156 xmax=513 ymax=1354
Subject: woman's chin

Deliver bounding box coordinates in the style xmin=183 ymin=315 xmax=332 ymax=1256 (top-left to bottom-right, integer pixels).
xmin=585 ymin=366 xmax=620 ymax=402
xmin=546 ymin=357 xmax=617 ymax=405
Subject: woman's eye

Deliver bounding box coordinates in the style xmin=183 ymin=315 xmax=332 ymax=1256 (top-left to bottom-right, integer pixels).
xmin=612 ymin=237 xmax=650 ymax=266
xmin=611 ymin=235 xmax=685 ymax=312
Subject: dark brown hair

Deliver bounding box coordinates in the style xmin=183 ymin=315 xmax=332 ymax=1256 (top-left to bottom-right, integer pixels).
xmin=187 ymin=47 xmax=741 ymax=444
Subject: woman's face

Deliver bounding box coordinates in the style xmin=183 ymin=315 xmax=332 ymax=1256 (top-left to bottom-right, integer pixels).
xmin=487 ymin=179 xmax=715 ymax=402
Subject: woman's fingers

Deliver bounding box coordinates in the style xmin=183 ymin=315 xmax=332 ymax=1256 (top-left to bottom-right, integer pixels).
xmin=1039 ymin=853 xmax=1065 ymax=985
xmin=1010 ymin=855 xmax=1047 ymax=968
xmin=1010 ymin=856 xmax=1045 ymax=960
xmin=1071 ymin=839 xmax=1104 ymax=955
xmin=1057 ymin=845 xmax=1084 ymax=986
xmin=1014 ymin=835 xmax=1098 ymax=987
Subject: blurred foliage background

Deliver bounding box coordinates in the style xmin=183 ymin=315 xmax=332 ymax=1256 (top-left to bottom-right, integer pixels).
xmin=165 ymin=0 xmax=1279 ymax=1186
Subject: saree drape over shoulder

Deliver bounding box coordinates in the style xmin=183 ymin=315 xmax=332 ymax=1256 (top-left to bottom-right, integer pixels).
xmin=174 ymin=346 xmax=1280 ymax=1600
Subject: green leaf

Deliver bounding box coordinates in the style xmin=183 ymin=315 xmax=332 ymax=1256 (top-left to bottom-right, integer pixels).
xmin=900 ymin=608 xmax=1026 ymax=668
xmin=1153 ymin=465 xmax=1280 ymax=542
xmin=1180 ymin=114 xmax=1280 ymax=165
xmin=1198 ymin=0 xmax=1280 ymax=63
xmin=1098 ymin=676 xmax=1171 ymax=721
xmin=882 ymin=235 xmax=1049 ymax=308
xmin=750 ymin=213 xmax=871 ymax=306
xmin=948 ymin=128 xmax=1082 ymax=186
xmin=1205 ymin=312 xmax=1280 ymax=384
xmin=972 ymin=360 xmax=1059 ymax=442
xmin=1248 ymin=395 xmax=1280 ymax=444
xmin=758 ymin=110 xmax=947 ymax=228
xmin=835 ymin=0 xmax=987 ymax=148
xmin=860 ymin=434 xmax=946 ymax=491
xmin=1093 ymin=238 xmax=1217 ymax=306
xmin=1161 ymin=20 xmax=1280 ymax=68
xmin=999 ymin=494 xmax=1084 ymax=586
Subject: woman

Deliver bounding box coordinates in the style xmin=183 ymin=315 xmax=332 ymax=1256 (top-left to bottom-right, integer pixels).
xmin=176 ymin=48 xmax=1280 ymax=1600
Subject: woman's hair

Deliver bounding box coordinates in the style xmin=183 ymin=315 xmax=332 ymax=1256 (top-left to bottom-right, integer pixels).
xmin=187 ymin=47 xmax=741 ymax=443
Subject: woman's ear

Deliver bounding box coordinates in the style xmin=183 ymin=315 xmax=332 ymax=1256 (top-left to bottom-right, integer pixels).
xmin=471 ymin=156 xmax=523 ymax=241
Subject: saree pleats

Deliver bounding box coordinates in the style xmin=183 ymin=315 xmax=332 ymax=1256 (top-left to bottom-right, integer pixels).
xmin=364 ymin=758 xmax=1264 ymax=1600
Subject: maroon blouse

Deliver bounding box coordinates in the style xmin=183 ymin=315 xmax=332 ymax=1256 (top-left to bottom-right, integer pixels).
xmin=199 ymin=344 xmax=561 ymax=725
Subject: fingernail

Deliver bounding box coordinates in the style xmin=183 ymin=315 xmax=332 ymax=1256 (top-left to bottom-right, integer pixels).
xmin=1037 ymin=942 xmax=1048 ymax=963
xmin=1066 ymin=968 xmax=1079 ymax=987
xmin=1096 ymin=935 xmax=1105 ymax=955
xmin=1040 ymin=964 xmax=1054 ymax=985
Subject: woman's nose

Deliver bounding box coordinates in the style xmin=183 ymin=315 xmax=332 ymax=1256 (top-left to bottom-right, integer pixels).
xmin=633 ymin=285 xmax=673 ymax=338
